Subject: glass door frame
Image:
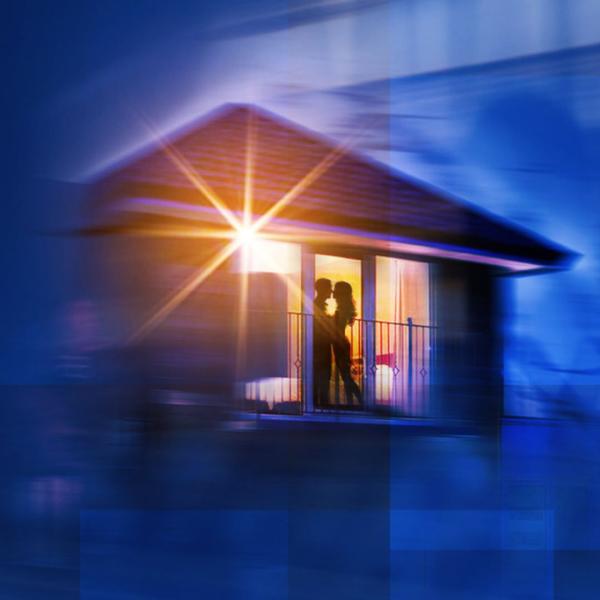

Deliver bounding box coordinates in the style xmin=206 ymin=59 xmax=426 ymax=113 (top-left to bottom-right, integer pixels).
xmin=301 ymin=248 xmax=376 ymax=413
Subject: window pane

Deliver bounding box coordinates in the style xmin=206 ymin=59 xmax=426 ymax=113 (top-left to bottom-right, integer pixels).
xmin=375 ymin=256 xmax=431 ymax=415
xmin=315 ymin=254 xmax=362 ymax=317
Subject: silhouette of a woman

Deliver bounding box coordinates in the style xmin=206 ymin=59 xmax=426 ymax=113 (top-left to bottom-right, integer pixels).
xmin=333 ymin=281 xmax=363 ymax=406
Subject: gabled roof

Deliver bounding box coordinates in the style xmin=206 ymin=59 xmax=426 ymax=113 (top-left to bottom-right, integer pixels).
xmin=90 ymin=103 xmax=575 ymax=271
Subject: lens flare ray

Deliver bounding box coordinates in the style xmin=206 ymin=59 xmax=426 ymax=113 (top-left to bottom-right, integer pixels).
xmin=235 ymin=112 xmax=257 ymax=377
xmin=250 ymin=137 xmax=354 ymax=236
xmin=129 ymin=237 xmax=242 ymax=343
xmin=127 ymin=118 xmax=366 ymax=344
xmin=138 ymin=113 xmax=241 ymax=232
xmin=243 ymin=110 xmax=256 ymax=229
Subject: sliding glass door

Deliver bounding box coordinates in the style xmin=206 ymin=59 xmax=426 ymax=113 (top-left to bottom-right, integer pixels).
xmin=314 ymin=254 xmax=363 ymax=408
xmin=375 ymin=256 xmax=432 ymax=415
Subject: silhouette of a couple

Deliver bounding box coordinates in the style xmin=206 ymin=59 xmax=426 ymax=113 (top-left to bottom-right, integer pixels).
xmin=313 ymin=278 xmax=363 ymax=408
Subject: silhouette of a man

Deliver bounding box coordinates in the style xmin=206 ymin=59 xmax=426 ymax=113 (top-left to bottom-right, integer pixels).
xmin=313 ymin=278 xmax=333 ymax=408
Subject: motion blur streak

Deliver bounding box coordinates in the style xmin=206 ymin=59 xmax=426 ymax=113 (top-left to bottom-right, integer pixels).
xmin=3 ymin=1 xmax=600 ymax=598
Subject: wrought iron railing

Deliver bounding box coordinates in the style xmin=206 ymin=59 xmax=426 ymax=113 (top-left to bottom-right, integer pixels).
xmin=244 ymin=312 xmax=307 ymax=414
xmin=244 ymin=312 xmax=436 ymax=417
xmin=353 ymin=317 xmax=435 ymax=416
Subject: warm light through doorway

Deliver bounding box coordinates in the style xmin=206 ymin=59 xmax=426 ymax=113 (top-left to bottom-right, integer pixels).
xmin=315 ymin=254 xmax=362 ymax=316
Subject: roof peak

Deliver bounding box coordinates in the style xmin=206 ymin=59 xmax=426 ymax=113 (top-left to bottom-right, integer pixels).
xmin=87 ymin=101 xmax=575 ymax=271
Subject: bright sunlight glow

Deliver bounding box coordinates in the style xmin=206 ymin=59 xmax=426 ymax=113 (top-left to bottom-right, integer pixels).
xmin=234 ymin=232 xmax=300 ymax=275
xmin=237 ymin=226 xmax=257 ymax=247
xmin=130 ymin=108 xmax=351 ymax=342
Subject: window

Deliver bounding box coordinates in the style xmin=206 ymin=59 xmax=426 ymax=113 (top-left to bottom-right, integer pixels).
xmin=375 ymin=257 xmax=431 ymax=414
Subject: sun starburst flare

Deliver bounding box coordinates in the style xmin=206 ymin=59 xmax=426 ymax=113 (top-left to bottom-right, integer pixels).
xmin=138 ymin=113 xmax=241 ymax=233
xmin=249 ymin=135 xmax=356 ymax=236
xmin=234 ymin=110 xmax=256 ymax=379
xmin=129 ymin=237 xmax=244 ymax=343
xmin=127 ymin=110 xmax=367 ymax=344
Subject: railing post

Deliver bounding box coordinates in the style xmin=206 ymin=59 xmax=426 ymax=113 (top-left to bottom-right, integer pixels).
xmin=407 ymin=317 xmax=414 ymax=408
xmin=362 ymin=255 xmax=376 ymax=409
xmin=301 ymin=250 xmax=315 ymax=413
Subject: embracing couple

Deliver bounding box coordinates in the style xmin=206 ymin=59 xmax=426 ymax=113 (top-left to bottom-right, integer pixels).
xmin=313 ymin=278 xmax=363 ymax=408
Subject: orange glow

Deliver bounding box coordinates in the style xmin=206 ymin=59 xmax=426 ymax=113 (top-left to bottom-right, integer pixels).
xmin=243 ymin=110 xmax=255 ymax=230
xmin=256 ymin=245 xmax=303 ymax=312
xmin=103 ymin=225 xmax=235 ymax=240
xmin=235 ymin=112 xmax=255 ymax=378
xmin=315 ymin=254 xmax=362 ymax=317
xmin=139 ymin=113 xmax=241 ymax=232
xmin=250 ymin=138 xmax=353 ymax=237
xmin=127 ymin=113 xmax=360 ymax=344
xmin=376 ymin=256 xmax=429 ymax=324
xmin=236 ymin=237 xmax=301 ymax=275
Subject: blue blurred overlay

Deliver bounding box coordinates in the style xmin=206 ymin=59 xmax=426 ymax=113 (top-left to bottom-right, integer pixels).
xmin=2 ymin=1 xmax=600 ymax=598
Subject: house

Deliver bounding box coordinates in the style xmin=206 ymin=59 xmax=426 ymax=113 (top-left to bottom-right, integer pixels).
xmin=84 ymin=104 xmax=575 ymax=423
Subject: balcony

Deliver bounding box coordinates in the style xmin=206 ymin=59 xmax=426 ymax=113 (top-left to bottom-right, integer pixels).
xmin=244 ymin=312 xmax=436 ymax=417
